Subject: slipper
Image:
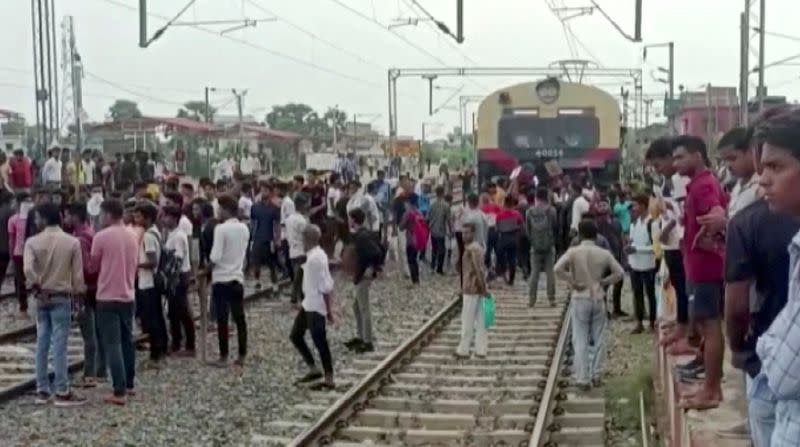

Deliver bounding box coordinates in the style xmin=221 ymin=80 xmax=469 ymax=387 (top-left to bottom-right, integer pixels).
xmin=679 ymin=395 xmax=720 ymax=410
xmin=309 ymin=382 xmax=336 ymax=391
xmin=294 ymin=372 xmax=323 ymax=385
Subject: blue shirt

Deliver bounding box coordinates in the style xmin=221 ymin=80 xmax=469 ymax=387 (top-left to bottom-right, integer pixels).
xmin=613 ymin=201 xmax=632 ymax=233
xmin=751 ymin=228 xmax=800 ymax=446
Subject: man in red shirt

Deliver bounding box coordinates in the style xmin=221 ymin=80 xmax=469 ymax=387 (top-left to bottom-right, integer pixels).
xmin=9 ymin=149 xmax=32 ymax=192
xmin=672 ymin=135 xmax=728 ymax=410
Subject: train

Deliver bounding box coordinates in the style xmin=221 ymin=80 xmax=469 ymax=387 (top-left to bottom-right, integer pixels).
xmin=475 ymin=77 xmax=621 ymax=187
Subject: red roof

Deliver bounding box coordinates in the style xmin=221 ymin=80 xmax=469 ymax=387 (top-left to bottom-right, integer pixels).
xmin=86 ymin=116 xmax=215 ymax=134
xmin=220 ymin=123 xmax=302 ymax=141
xmin=0 ymin=109 xmax=20 ymax=119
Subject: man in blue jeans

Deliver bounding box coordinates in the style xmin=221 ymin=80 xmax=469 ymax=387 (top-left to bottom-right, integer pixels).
xmin=23 ymin=202 xmax=87 ymax=406
xmin=92 ymin=198 xmax=140 ymax=405
xmin=554 ymin=219 xmax=624 ymax=390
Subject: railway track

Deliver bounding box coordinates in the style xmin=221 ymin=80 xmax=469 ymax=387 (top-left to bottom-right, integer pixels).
xmin=0 ymin=279 xmax=289 ymax=403
xmin=256 ymin=283 xmax=605 ymax=447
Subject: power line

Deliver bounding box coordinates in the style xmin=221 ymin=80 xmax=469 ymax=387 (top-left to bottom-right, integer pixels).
xmin=329 ymin=0 xmax=486 ymax=91
xmin=401 ymin=0 xmax=479 ymax=66
xmin=245 ymin=0 xmax=385 ymax=70
xmin=101 ymin=0 xmax=384 ymax=89
xmin=84 ymin=70 xmax=186 ymax=106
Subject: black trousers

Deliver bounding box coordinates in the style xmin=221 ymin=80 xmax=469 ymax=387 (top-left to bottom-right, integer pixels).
xmin=406 ymin=245 xmax=420 ymax=284
xmin=484 ymin=228 xmax=498 ymax=268
xmin=497 ymin=231 xmax=519 ymax=284
xmin=137 ymin=287 xmax=168 ymax=360
xmin=167 ymin=277 xmax=195 ymax=351
xmin=212 ymin=281 xmax=247 ymax=359
xmin=290 ymin=256 xmax=306 ymax=304
xmin=664 ymin=249 xmax=689 ymax=325
xmin=631 ymin=269 xmax=657 ymax=325
xmin=431 ymin=235 xmax=446 ymax=274
xmin=12 ymin=255 xmax=27 ymax=312
xmin=251 ymin=240 xmax=278 ymax=284
xmin=518 ymin=235 xmax=531 ymax=277
xmin=290 ymin=308 xmax=333 ymax=375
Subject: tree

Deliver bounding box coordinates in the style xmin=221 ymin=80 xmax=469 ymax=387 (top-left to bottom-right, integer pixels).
xmin=265 ymin=103 xmax=348 ymax=143
xmin=108 ymin=99 xmax=142 ymax=121
xmin=177 ymin=100 xmax=216 ymax=122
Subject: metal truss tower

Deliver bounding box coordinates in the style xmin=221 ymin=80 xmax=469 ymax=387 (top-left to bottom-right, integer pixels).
xmin=30 ymin=0 xmax=60 ymax=154
xmin=60 ymin=16 xmax=84 ymax=151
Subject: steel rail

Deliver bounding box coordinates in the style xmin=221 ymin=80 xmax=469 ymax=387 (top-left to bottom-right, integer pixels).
xmin=528 ymin=297 xmax=574 ymax=447
xmin=288 ymin=293 xmax=462 ymax=446
xmin=0 ymin=279 xmax=290 ymax=403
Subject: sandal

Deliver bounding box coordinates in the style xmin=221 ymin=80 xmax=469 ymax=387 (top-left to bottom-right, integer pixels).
xmin=309 ymin=381 xmax=336 ymax=391
xmin=679 ymin=395 xmax=720 ymax=410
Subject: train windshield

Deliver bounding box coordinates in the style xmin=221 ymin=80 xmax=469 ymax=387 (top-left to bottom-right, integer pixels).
xmin=498 ymin=115 xmax=600 ymax=159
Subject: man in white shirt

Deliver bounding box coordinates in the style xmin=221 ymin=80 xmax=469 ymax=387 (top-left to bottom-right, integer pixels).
xmin=570 ymin=185 xmax=592 ymax=233
xmin=289 ymin=223 xmax=335 ymax=390
xmin=239 ymin=154 xmax=260 ymax=177
xmin=326 ymin=174 xmax=343 ymax=257
xmin=79 ymin=149 xmax=95 ymax=186
xmin=346 ymin=180 xmax=379 ymax=232
xmin=133 ymin=201 xmax=168 ymax=366
xmin=285 ymin=193 xmax=310 ymax=304
xmin=279 ymin=183 xmax=297 ymax=281
xmin=645 ymin=137 xmax=692 ymax=355
xmin=238 ymin=182 xmax=254 ymax=222
xmin=42 ymin=147 xmax=62 ymax=186
xmin=626 ymin=195 xmax=658 ymax=334
xmin=209 ymin=195 xmax=250 ymax=366
xmin=161 ymin=205 xmax=195 ymax=355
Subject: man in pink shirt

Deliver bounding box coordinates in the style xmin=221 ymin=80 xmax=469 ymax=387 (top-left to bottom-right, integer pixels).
xmin=672 ymin=135 xmax=728 ymax=411
xmin=91 ymin=199 xmax=139 ymax=405
xmin=8 ymin=191 xmax=32 ymax=317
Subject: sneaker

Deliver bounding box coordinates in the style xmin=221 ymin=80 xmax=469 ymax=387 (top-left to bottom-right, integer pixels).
xmin=126 ymin=388 xmax=137 ymax=397
xmin=630 ymin=325 xmax=645 ymax=335
xmin=34 ymin=392 xmax=51 ymax=405
xmin=344 ymin=338 xmax=363 ymax=349
xmin=354 ymin=342 xmax=375 ymax=353
xmin=104 ymin=395 xmax=126 ymax=406
xmin=54 ymin=392 xmax=88 ymax=407
xmin=294 ymin=371 xmax=323 ymax=384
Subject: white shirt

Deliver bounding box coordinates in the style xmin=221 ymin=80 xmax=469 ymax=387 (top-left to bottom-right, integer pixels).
xmin=178 ymin=215 xmax=193 ymax=238
xmin=138 ymin=226 xmax=161 ymax=290
xmin=165 ymin=228 xmax=191 ymax=273
xmin=346 ymin=191 xmax=365 ymax=215
xmin=153 ymin=161 xmax=165 ymax=180
xmin=209 ymin=218 xmax=249 ymax=284
xmin=214 ymin=159 xmax=233 ymax=182
xmin=280 ymin=196 xmax=295 ymax=226
xmin=728 ymin=174 xmax=761 ymax=218
xmin=42 ymin=157 xmax=62 ymax=183
xmin=285 ymin=212 xmax=308 ymax=259
xmin=452 ymin=204 xmax=465 ymax=232
xmin=240 ymin=156 xmax=260 ymax=175
xmin=628 ymin=218 xmax=656 ymax=272
xmin=654 ymin=173 xmax=688 ymax=250
xmin=239 ymin=196 xmax=253 ymax=219
xmin=301 ymin=246 xmax=334 ymax=316
xmin=363 ymin=194 xmax=381 ymax=231
xmin=570 ymin=195 xmax=591 ymax=231
xmin=80 ymin=160 xmax=95 ymax=185
xmin=326 ymin=187 xmax=341 ymax=218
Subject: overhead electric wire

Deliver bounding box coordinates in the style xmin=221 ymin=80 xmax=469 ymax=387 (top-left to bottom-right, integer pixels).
xmin=84 ymin=70 xmax=186 ymax=106
xmin=101 ymin=0 xmax=384 ymax=89
xmin=329 ymin=0 xmax=486 ymax=92
xmin=587 ymin=0 xmax=637 ymax=42
xmin=245 ymin=0 xmax=385 ymax=69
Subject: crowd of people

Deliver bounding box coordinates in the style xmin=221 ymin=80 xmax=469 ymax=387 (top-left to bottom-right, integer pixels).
xmin=8 ymin=104 xmax=800 ymax=446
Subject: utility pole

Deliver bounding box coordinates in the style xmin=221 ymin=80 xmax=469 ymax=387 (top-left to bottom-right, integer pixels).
xmin=757 ymin=0 xmax=766 ymax=112
xmin=204 ymin=86 xmax=212 ymax=176
xmin=31 ymin=0 xmax=60 ymax=153
xmin=644 ymin=98 xmax=653 ymax=128
xmin=740 ymin=8 xmax=749 ymax=126
xmin=233 ymin=89 xmax=247 ymax=159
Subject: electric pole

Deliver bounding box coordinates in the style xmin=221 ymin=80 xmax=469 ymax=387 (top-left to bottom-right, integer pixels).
xmin=31 ymin=0 xmax=60 ymax=153
xmin=757 ymin=0 xmax=766 ymax=112
xmin=233 ymin=89 xmax=248 ymax=159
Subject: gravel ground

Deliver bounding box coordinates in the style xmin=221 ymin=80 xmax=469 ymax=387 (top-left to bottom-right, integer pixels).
xmin=0 ymin=262 xmax=459 ymax=446
xmin=603 ymin=278 xmax=658 ymax=447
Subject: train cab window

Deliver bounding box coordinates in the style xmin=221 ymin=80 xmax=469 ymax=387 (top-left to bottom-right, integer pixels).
xmin=498 ymin=114 xmax=600 ymax=158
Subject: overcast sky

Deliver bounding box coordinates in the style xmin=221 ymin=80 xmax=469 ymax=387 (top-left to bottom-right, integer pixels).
xmin=2 ymin=0 xmax=799 ymax=139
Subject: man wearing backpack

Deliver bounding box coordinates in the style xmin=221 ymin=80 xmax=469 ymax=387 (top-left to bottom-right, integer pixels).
xmin=526 ymin=187 xmax=558 ymax=307
xmin=133 ymin=201 xmax=168 ymax=367
xmin=344 ymin=208 xmax=381 ymax=353
xmin=627 ymin=194 xmax=658 ymax=333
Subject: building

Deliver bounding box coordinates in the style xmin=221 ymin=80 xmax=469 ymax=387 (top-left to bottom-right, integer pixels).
xmin=0 ymin=109 xmax=25 ymax=153
xmin=677 ymin=86 xmax=740 ymax=145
